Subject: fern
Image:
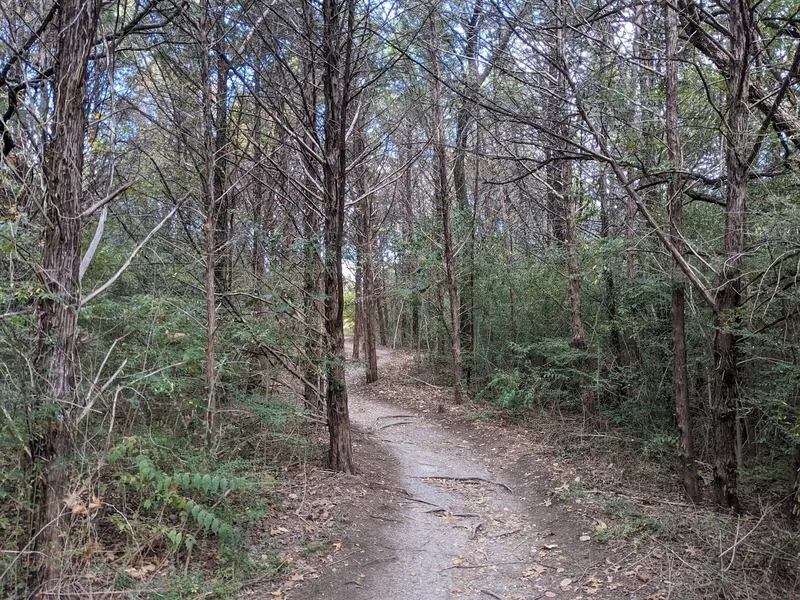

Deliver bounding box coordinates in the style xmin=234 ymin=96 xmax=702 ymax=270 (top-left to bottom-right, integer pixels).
xmin=131 ymin=456 xmax=238 ymax=542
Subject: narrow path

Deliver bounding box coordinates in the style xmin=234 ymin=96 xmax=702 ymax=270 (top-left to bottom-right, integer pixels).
xmin=297 ymin=344 xmax=635 ymax=599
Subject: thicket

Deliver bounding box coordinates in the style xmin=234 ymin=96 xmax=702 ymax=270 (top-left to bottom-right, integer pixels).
xmin=3 ymin=0 xmax=800 ymax=594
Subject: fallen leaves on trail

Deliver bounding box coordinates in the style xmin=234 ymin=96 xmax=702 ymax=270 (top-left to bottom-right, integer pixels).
xmin=521 ymin=564 xmax=547 ymax=579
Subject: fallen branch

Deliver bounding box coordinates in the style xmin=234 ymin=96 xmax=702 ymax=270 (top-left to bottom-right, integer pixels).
xmin=487 ymin=528 xmax=522 ymax=539
xmin=441 ymin=560 xmax=526 ymax=571
xmin=418 ymin=476 xmax=513 ymax=493
xmin=480 ymin=590 xmax=505 ymax=600
xmin=378 ymin=420 xmax=414 ymax=430
xmin=368 ymin=513 xmax=399 ymax=523
xmin=375 ymin=414 xmax=417 ymax=420
xmin=407 ymin=375 xmax=443 ymax=389
xmin=425 ymin=508 xmax=480 ymax=518
xmin=81 ymin=198 xmax=186 ymax=306
xmin=404 ymin=496 xmax=440 ymax=507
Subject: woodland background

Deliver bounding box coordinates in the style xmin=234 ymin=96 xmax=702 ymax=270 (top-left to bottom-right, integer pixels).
xmin=1 ymin=0 xmax=800 ymax=595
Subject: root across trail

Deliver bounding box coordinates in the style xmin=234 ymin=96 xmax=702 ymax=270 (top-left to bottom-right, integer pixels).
xmin=291 ymin=342 xmax=662 ymax=600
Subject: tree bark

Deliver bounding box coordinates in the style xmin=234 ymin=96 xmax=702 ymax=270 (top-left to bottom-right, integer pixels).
xmin=710 ymin=0 xmax=751 ymax=513
xmin=354 ymin=114 xmax=377 ymax=381
xmin=665 ymin=0 xmax=701 ymax=504
xmin=30 ymin=0 xmax=102 ymax=591
xmin=213 ymin=8 xmax=231 ymax=295
xmin=352 ymin=242 xmax=363 ymax=360
xmin=362 ymin=193 xmax=378 ymax=382
xmin=201 ymin=0 xmax=218 ymax=448
xmin=430 ymin=16 xmax=462 ymax=404
xmin=322 ymin=0 xmax=354 ymax=472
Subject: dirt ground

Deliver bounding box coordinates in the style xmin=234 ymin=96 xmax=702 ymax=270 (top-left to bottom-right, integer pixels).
xmin=245 ymin=343 xmax=800 ymax=600
xmin=247 ymin=345 xmax=671 ymax=600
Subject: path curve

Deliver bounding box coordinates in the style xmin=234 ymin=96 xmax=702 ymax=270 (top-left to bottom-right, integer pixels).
xmin=298 ymin=344 xmax=626 ymax=599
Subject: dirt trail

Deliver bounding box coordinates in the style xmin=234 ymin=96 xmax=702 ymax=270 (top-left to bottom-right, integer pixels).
xmin=295 ymin=345 xmax=648 ymax=599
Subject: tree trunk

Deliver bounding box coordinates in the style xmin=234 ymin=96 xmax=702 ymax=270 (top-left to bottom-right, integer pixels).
xmin=251 ymin=68 xmax=266 ymax=286
xmin=375 ymin=260 xmax=389 ymax=347
xmin=665 ymin=0 xmax=700 ymax=504
xmin=30 ymin=0 xmax=102 ymax=591
xmin=302 ymin=205 xmax=323 ymax=413
xmin=711 ymin=0 xmax=751 ymax=513
xmin=352 ymin=250 xmax=363 ymax=360
xmin=363 ymin=193 xmax=378 ymax=382
xmin=354 ymin=114 xmax=378 ymax=381
xmin=552 ymin=0 xmax=588 ymax=411
xmin=598 ymin=169 xmax=622 ymax=366
xmin=201 ymin=1 xmax=218 ymax=448
xmin=430 ymin=17 xmax=462 ymax=404
xmin=322 ymin=0 xmax=354 ymax=472
xmin=213 ymin=10 xmax=231 ymax=295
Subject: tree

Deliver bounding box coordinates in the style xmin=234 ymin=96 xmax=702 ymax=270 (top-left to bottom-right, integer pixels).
xmin=322 ymin=0 xmax=355 ymax=472
xmin=665 ymin=0 xmax=700 ymax=503
xmin=30 ymin=0 xmax=102 ymax=589
xmin=429 ymin=11 xmax=462 ymax=404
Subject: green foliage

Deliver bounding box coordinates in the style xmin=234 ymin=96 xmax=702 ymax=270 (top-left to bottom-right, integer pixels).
xmin=480 ymin=339 xmax=592 ymax=413
xmin=594 ymin=507 xmax=674 ymax=543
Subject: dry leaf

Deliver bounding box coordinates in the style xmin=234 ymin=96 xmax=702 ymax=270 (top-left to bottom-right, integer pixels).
xmin=270 ymin=526 xmax=289 ymax=535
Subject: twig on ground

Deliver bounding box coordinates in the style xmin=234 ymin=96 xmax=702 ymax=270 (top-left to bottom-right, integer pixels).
xmin=407 ymin=375 xmax=443 ymax=389
xmin=376 ymin=414 xmax=417 ymax=420
xmin=417 ymin=475 xmax=513 ymax=493
xmin=369 ymin=513 xmax=399 ymax=522
xmin=404 ymin=496 xmax=441 ymax=507
xmin=441 ymin=560 xmax=526 ymax=571
xmin=488 ymin=528 xmax=522 ymax=539
xmin=480 ymin=589 xmax=505 ymax=600
xmin=424 ymin=508 xmax=479 ymax=517
xmin=378 ymin=421 xmax=414 ymax=430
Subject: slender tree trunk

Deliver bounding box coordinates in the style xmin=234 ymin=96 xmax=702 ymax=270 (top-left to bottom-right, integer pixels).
xmin=430 ymin=18 xmax=462 ymax=403
xmin=213 ymin=10 xmax=231 ymax=295
xmin=354 ymin=115 xmax=377 ymax=380
xmin=665 ymin=0 xmax=700 ymax=503
xmin=363 ymin=193 xmax=378 ymax=382
xmin=29 ymin=0 xmax=102 ymax=591
xmin=598 ymin=169 xmax=621 ymax=365
xmin=454 ymin=5 xmax=479 ymax=388
xmin=201 ymin=2 xmax=218 ymax=448
xmin=352 ymin=250 xmax=363 ymax=359
xmin=302 ymin=205 xmax=323 ymax=412
xmin=502 ymin=189 xmax=518 ymax=342
xmin=553 ymin=0 xmax=588 ymax=411
xmin=322 ymin=0 xmax=354 ymax=472
xmin=711 ymin=0 xmax=751 ymax=513
xmin=401 ymin=139 xmax=421 ymax=348
xmin=375 ymin=261 xmax=389 ymax=346
xmin=251 ymin=70 xmax=266 ymax=286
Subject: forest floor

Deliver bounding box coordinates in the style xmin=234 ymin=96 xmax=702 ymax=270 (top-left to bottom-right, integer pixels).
xmin=246 ymin=342 xmax=799 ymax=600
